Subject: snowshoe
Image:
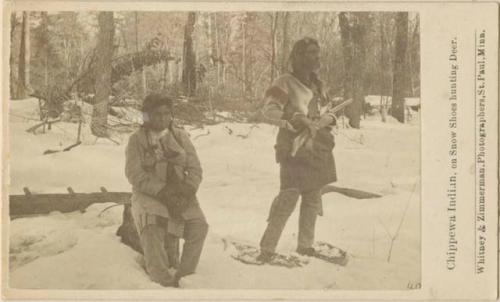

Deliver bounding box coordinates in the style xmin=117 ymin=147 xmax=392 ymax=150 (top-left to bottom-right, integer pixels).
xmin=224 ymin=239 xmax=309 ymax=268
xmin=310 ymin=241 xmax=349 ymax=266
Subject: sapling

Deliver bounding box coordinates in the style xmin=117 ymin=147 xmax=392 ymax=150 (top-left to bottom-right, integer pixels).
xmin=378 ymin=181 xmax=418 ymax=262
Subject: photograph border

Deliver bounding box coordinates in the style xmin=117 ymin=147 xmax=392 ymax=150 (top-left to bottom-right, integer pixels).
xmin=2 ymin=1 xmax=498 ymax=300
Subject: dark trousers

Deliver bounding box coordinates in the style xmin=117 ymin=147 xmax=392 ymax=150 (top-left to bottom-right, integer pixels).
xmin=140 ymin=217 xmax=208 ymax=286
xmin=260 ymin=188 xmax=322 ymax=253
xmin=177 ymin=217 xmax=209 ymax=278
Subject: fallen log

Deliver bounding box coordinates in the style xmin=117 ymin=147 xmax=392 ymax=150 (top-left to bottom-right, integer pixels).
xmin=9 ymin=187 xmax=142 ymax=254
xmin=9 ymin=188 xmax=131 ymax=218
xmin=321 ymin=185 xmax=382 ymax=199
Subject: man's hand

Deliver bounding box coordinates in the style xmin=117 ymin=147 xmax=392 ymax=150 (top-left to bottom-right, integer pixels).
xmin=316 ymin=114 xmax=335 ymax=129
xmin=178 ymin=182 xmax=197 ymax=199
xmin=158 ymin=185 xmax=176 ymax=201
xmin=158 ymin=187 xmax=188 ymax=219
xmin=309 ymin=124 xmax=319 ymax=138
xmin=290 ymin=114 xmax=319 ymax=138
xmin=279 ymin=120 xmax=297 ymax=132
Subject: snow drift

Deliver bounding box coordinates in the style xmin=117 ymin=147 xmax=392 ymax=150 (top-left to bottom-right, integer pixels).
xmin=8 ymin=98 xmax=421 ymax=290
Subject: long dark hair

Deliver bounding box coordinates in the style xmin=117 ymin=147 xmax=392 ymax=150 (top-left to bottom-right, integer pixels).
xmin=289 ymin=37 xmax=323 ymax=94
xmin=142 ymin=93 xmax=173 ymax=113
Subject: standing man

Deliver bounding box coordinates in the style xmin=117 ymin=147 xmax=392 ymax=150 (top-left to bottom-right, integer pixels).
xmin=125 ymin=93 xmax=208 ymax=287
xmin=258 ymin=37 xmax=338 ymax=261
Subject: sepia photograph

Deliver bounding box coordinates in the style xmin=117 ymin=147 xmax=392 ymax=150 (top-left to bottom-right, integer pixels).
xmin=6 ymin=7 xmax=422 ymax=291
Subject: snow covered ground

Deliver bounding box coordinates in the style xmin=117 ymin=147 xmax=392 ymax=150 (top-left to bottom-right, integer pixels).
xmin=8 ymin=98 xmax=421 ymax=290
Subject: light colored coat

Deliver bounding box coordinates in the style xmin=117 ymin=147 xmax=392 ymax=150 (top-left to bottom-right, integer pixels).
xmin=262 ymin=73 xmax=335 ymax=122
xmin=262 ymin=73 xmax=337 ymax=191
xmin=125 ymin=126 xmax=204 ymax=237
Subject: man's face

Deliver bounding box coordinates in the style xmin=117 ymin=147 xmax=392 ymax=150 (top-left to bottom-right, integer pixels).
xmin=302 ymin=44 xmax=321 ymax=72
xmin=148 ymin=105 xmax=172 ymax=131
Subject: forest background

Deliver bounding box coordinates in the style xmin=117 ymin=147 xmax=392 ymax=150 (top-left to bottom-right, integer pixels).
xmin=9 ymin=11 xmax=420 ymax=137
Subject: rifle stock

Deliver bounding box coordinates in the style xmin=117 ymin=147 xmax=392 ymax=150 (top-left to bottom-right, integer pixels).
xmin=291 ymin=98 xmax=354 ymax=157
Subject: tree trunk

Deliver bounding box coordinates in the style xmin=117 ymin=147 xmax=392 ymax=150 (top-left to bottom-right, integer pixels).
xmin=142 ymin=68 xmax=147 ymax=96
xmin=339 ymin=13 xmax=368 ymax=129
xmin=208 ymin=13 xmax=219 ymax=85
xmin=134 ymin=12 xmax=146 ymax=99
xmin=177 ymin=59 xmax=183 ymax=83
xmin=41 ymin=12 xmax=50 ymax=89
xmin=16 ymin=11 xmax=30 ymax=99
xmin=410 ymin=16 xmax=420 ymax=96
xmin=339 ymin=12 xmax=352 ymax=98
xmin=61 ymin=13 xmax=75 ymax=86
xmin=214 ymin=14 xmax=223 ymax=86
xmin=44 ymin=51 xmax=49 ymax=88
xmin=241 ymin=14 xmax=247 ymax=100
xmin=168 ymin=60 xmax=174 ymax=84
xmin=339 ymin=12 xmax=365 ymax=128
xmin=182 ymin=12 xmax=197 ymax=96
xmin=280 ymin=12 xmax=290 ymax=74
xmin=247 ymin=46 xmax=254 ymax=99
xmin=63 ymin=38 xmax=70 ymax=85
xmin=407 ymin=46 xmax=413 ymax=97
xmin=407 ymin=18 xmax=415 ymax=97
xmin=91 ymin=12 xmax=114 ymax=137
xmin=270 ymin=12 xmax=279 ymax=84
xmin=350 ymin=13 xmax=367 ymax=128
xmin=220 ymin=15 xmax=230 ymax=85
xmin=391 ymin=12 xmax=409 ymax=123
xmin=24 ymin=12 xmax=30 ymax=93
xmin=380 ymin=16 xmax=387 ymax=122
xmin=161 ymin=60 xmax=168 ymax=89
xmin=220 ymin=60 xmax=226 ymax=84
xmin=10 ymin=13 xmax=17 ymax=99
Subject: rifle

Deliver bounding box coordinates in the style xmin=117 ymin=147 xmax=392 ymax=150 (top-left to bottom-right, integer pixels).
xmin=291 ymin=98 xmax=354 ymax=157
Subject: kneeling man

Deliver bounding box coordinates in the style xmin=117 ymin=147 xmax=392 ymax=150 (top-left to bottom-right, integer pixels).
xmin=125 ymin=93 xmax=208 ymax=287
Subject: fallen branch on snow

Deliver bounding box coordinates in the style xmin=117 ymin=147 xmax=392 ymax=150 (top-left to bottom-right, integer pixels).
xmin=193 ymin=129 xmax=211 ymax=140
xmin=43 ymin=141 xmax=82 ymax=155
xmin=224 ymin=126 xmax=234 ymax=135
xmin=236 ymin=124 xmax=259 ymax=139
xmin=26 ymin=118 xmax=61 ymax=133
